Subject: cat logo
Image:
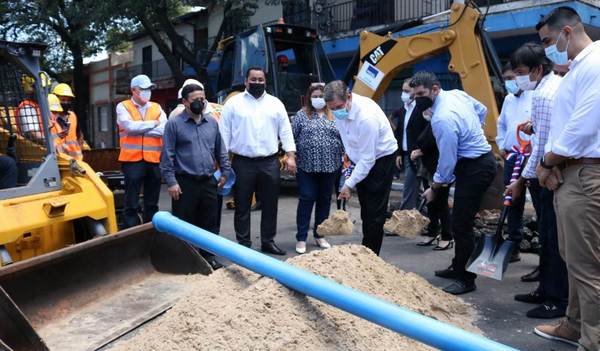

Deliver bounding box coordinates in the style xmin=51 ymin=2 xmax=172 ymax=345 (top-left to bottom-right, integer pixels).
xmin=369 ymin=46 xmax=384 ymax=64
xmin=363 ymin=40 xmax=396 ymax=66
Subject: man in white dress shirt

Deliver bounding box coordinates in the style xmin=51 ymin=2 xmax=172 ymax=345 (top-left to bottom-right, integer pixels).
xmin=532 ymin=7 xmax=600 ymax=350
xmin=323 ymin=80 xmax=398 ymax=256
xmin=220 ymin=67 xmax=296 ymax=255
xmin=116 ymin=74 xmax=167 ymax=228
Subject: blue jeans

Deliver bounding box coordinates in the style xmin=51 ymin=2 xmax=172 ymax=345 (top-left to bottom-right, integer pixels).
xmin=296 ymin=169 xmax=337 ymax=242
xmin=503 ymin=155 xmax=526 ymax=243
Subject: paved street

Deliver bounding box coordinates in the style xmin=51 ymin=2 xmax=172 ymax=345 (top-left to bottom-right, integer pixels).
xmin=157 ymin=183 xmax=571 ymax=351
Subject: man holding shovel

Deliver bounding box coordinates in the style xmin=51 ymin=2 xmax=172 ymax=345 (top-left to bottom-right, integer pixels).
xmin=412 ymin=71 xmax=497 ymax=295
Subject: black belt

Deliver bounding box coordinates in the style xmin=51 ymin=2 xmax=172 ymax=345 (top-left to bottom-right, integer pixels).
xmin=559 ymin=157 xmax=600 ymax=170
xmin=176 ymin=172 xmax=211 ymax=182
xmin=234 ymin=153 xmax=278 ymax=161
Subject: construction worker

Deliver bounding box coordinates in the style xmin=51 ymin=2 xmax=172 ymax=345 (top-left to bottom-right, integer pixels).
xmin=116 ymin=74 xmax=167 ymax=228
xmin=16 ymin=76 xmax=43 ymax=140
xmin=48 ymin=87 xmax=82 ymax=160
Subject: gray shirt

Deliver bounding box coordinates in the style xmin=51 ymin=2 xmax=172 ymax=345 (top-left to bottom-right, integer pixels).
xmin=160 ymin=109 xmax=231 ymax=187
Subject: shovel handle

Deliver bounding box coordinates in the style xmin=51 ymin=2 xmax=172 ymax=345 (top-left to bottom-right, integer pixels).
xmin=495 ymin=206 xmax=510 ymax=242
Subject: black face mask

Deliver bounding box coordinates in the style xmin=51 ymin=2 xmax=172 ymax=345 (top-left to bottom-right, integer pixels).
xmin=189 ymin=99 xmax=205 ymax=115
xmin=60 ymin=102 xmax=72 ymax=111
xmin=414 ymin=96 xmax=433 ymax=111
xmin=248 ymin=83 xmax=265 ymax=98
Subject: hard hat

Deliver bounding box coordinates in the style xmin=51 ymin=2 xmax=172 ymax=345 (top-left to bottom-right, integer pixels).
xmin=130 ymin=74 xmax=156 ymax=89
xmin=177 ymin=79 xmax=204 ymax=99
xmin=53 ymin=83 xmax=75 ymax=98
xmin=48 ymin=94 xmax=64 ymax=112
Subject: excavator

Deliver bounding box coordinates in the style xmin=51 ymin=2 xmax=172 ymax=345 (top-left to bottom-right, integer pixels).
xmin=1 ymin=1 xmax=505 ymax=350
xmin=0 ymin=41 xmax=211 ymax=351
xmin=348 ymin=0 xmax=506 ymax=208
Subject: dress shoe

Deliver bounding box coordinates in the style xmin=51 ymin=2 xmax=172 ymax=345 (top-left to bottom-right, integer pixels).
xmin=435 ymin=265 xmax=459 ymax=279
xmin=521 ymin=266 xmax=540 ymax=282
xmin=534 ymin=319 xmax=580 ymax=347
xmin=206 ymin=257 xmax=223 ymax=270
xmin=417 ymin=235 xmax=439 ymax=247
xmin=295 ymin=241 xmax=306 ymax=254
xmin=261 ymin=242 xmax=286 ymax=255
xmin=315 ymin=238 xmax=331 ymax=249
xmin=443 ymin=280 xmax=476 ymax=295
xmin=527 ymin=302 xmax=566 ymax=319
xmin=515 ymin=289 xmax=545 ymax=304
xmin=509 ymin=250 xmax=521 ymax=263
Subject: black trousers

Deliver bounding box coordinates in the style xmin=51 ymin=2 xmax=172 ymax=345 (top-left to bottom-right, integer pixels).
xmin=451 ymin=151 xmax=497 ymax=283
xmin=0 ymin=155 xmax=17 ymax=189
xmin=172 ymin=174 xmax=219 ymax=258
xmin=232 ymin=154 xmax=280 ymax=247
xmin=122 ymin=161 xmax=161 ymax=228
xmin=427 ymin=185 xmax=452 ymax=241
xmin=356 ymin=153 xmax=396 ymax=255
xmin=538 ymin=187 xmax=568 ymax=305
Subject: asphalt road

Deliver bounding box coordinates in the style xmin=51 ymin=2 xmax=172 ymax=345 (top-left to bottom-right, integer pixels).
xmin=157 ymin=182 xmax=573 ymax=351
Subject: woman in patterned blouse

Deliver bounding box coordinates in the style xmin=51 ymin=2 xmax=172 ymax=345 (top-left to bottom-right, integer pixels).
xmin=291 ymin=83 xmax=344 ymax=254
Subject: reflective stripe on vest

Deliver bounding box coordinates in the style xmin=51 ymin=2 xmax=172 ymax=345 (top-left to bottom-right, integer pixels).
xmin=118 ymin=100 xmax=163 ymax=163
xmin=50 ymin=111 xmax=83 ymax=160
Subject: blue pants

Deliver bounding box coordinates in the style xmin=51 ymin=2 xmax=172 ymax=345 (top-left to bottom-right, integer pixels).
xmin=0 ymin=155 xmax=17 ymax=189
xmin=121 ymin=161 xmax=161 ymax=228
xmin=295 ymin=169 xmax=337 ymax=242
xmin=503 ymin=155 xmax=526 ymax=243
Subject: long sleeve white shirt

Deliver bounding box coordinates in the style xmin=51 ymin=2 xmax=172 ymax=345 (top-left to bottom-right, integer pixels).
xmin=495 ymin=91 xmax=532 ymax=151
xmin=116 ymin=99 xmax=167 ymax=137
xmin=546 ymin=40 xmax=600 ymax=158
xmin=219 ymin=91 xmax=296 ymax=157
xmin=335 ymin=93 xmax=398 ymax=189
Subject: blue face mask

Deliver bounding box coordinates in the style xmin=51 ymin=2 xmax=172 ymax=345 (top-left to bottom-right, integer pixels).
xmin=545 ymin=31 xmax=570 ymax=65
xmin=504 ymin=79 xmax=519 ymax=95
xmin=332 ymin=108 xmax=349 ymax=120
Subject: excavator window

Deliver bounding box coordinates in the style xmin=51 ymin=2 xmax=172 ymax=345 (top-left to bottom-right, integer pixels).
xmin=0 ymin=57 xmax=50 ymax=186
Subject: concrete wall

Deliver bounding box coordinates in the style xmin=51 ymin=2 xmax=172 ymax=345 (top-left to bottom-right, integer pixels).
xmin=132 ymin=23 xmax=195 ymax=65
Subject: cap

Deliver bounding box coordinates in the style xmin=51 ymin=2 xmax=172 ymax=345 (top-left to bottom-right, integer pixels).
xmin=130 ymin=74 xmax=156 ymax=89
xmin=177 ymin=79 xmax=204 ymax=99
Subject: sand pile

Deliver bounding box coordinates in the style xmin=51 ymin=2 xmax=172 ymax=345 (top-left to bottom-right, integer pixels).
xmin=316 ymin=210 xmax=354 ymax=236
xmin=384 ymin=209 xmax=430 ymax=238
xmin=111 ymin=245 xmax=480 ymax=351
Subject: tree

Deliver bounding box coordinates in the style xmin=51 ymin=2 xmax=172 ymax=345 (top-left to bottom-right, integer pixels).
xmin=0 ymin=0 xmax=119 ymax=139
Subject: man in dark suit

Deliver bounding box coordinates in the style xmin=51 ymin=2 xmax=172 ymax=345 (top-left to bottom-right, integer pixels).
xmin=392 ymin=78 xmax=428 ymax=210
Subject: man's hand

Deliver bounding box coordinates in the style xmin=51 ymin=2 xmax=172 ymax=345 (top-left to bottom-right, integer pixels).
xmin=518 ymin=121 xmax=533 ymax=135
xmin=218 ymin=176 xmax=226 ymax=190
xmin=504 ymin=178 xmax=524 ymax=201
xmin=546 ymin=167 xmax=564 ymax=191
xmin=285 ymin=153 xmax=296 ymax=174
xmin=338 ymin=185 xmax=351 ymax=201
xmin=168 ymin=184 xmax=182 ymax=201
xmin=500 ymin=150 xmax=507 ymax=159
xmin=536 ymin=164 xmax=553 ymax=188
xmin=410 ymin=149 xmax=423 ymax=161
xmin=395 ymin=156 xmax=402 ymax=169
xmin=423 ymin=188 xmax=436 ymax=203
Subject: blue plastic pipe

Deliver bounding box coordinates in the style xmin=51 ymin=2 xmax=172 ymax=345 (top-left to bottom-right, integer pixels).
xmin=153 ymin=211 xmax=519 ymax=351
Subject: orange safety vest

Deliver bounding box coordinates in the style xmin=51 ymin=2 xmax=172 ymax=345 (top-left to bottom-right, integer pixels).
xmin=15 ymin=100 xmax=43 ymax=137
xmin=118 ymin=99 xmax=163 ymax=163
xmin=209 ymin=102 xmax=222 ymax=122
xmin=50 ymin=111 xmax=83 ymax=160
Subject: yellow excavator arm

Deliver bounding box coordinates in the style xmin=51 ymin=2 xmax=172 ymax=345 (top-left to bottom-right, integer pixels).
xmin=352 ymin=2 xmax=499 ymax=149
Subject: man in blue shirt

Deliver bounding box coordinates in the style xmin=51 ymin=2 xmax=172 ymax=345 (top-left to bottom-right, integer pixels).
xmin=412 ymin=71 xmax=497 ymax=295
xmin=160 ymin=84 xmax=231 ymax=270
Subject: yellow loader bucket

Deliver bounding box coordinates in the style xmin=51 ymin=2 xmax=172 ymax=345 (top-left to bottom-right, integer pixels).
xmin=0 ymin=223 xmax=211 ymax=351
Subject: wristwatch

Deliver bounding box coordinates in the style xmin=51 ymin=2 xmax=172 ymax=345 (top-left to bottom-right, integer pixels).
xmin=540 ymin=156 xmax=553 ymax=170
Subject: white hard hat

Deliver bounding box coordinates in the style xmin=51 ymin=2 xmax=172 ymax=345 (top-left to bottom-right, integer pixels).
xmin=130 ymin=74 xmax=156 ymax=89
xmin=177 ymin=79 xmax=204 ymax=99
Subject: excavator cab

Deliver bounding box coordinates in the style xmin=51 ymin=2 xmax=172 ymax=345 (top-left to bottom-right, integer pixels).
xmin=215 ymin=23 xmax=335 ymax=114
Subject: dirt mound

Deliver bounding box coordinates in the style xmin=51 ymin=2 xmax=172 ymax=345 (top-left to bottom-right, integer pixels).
xmin=384 ymin=210 xmax=430 ymax=238
xmin=316 ymin=210 xmax=354 ymax=236
xmin=111 ymin=245 xmax=480 ymax=351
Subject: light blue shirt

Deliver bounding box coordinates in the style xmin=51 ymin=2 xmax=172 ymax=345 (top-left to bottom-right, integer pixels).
xmin=431 ymin=89 xmax=491 ymax=184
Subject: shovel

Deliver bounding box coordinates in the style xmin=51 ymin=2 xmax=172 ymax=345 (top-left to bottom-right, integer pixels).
xmin=466 ymin=126 xmax=530 ymax=281
xmin=466 ymin=205 xmax=515 ymax=280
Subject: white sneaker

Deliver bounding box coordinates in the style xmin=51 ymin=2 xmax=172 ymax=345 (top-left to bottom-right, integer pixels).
xmin=295 ymin=241 xmax=306 ymax=254
xmin=315 ymin=238 xmax=331 ymax=249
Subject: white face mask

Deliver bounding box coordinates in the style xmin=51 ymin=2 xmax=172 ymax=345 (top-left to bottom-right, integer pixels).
xmin=139 ymin=89 xmax=152 ymax=102
xmin=401 ymin=91 xmax=412 ymax=104
xmin=311 ymin=97 xmax=326 ymax=110
xmin=515 ymin=75 xmax=537 ymax=91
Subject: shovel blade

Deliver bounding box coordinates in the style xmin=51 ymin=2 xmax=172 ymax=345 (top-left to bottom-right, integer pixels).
xmin=466 ymin=236 xmax=515 ymax=281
